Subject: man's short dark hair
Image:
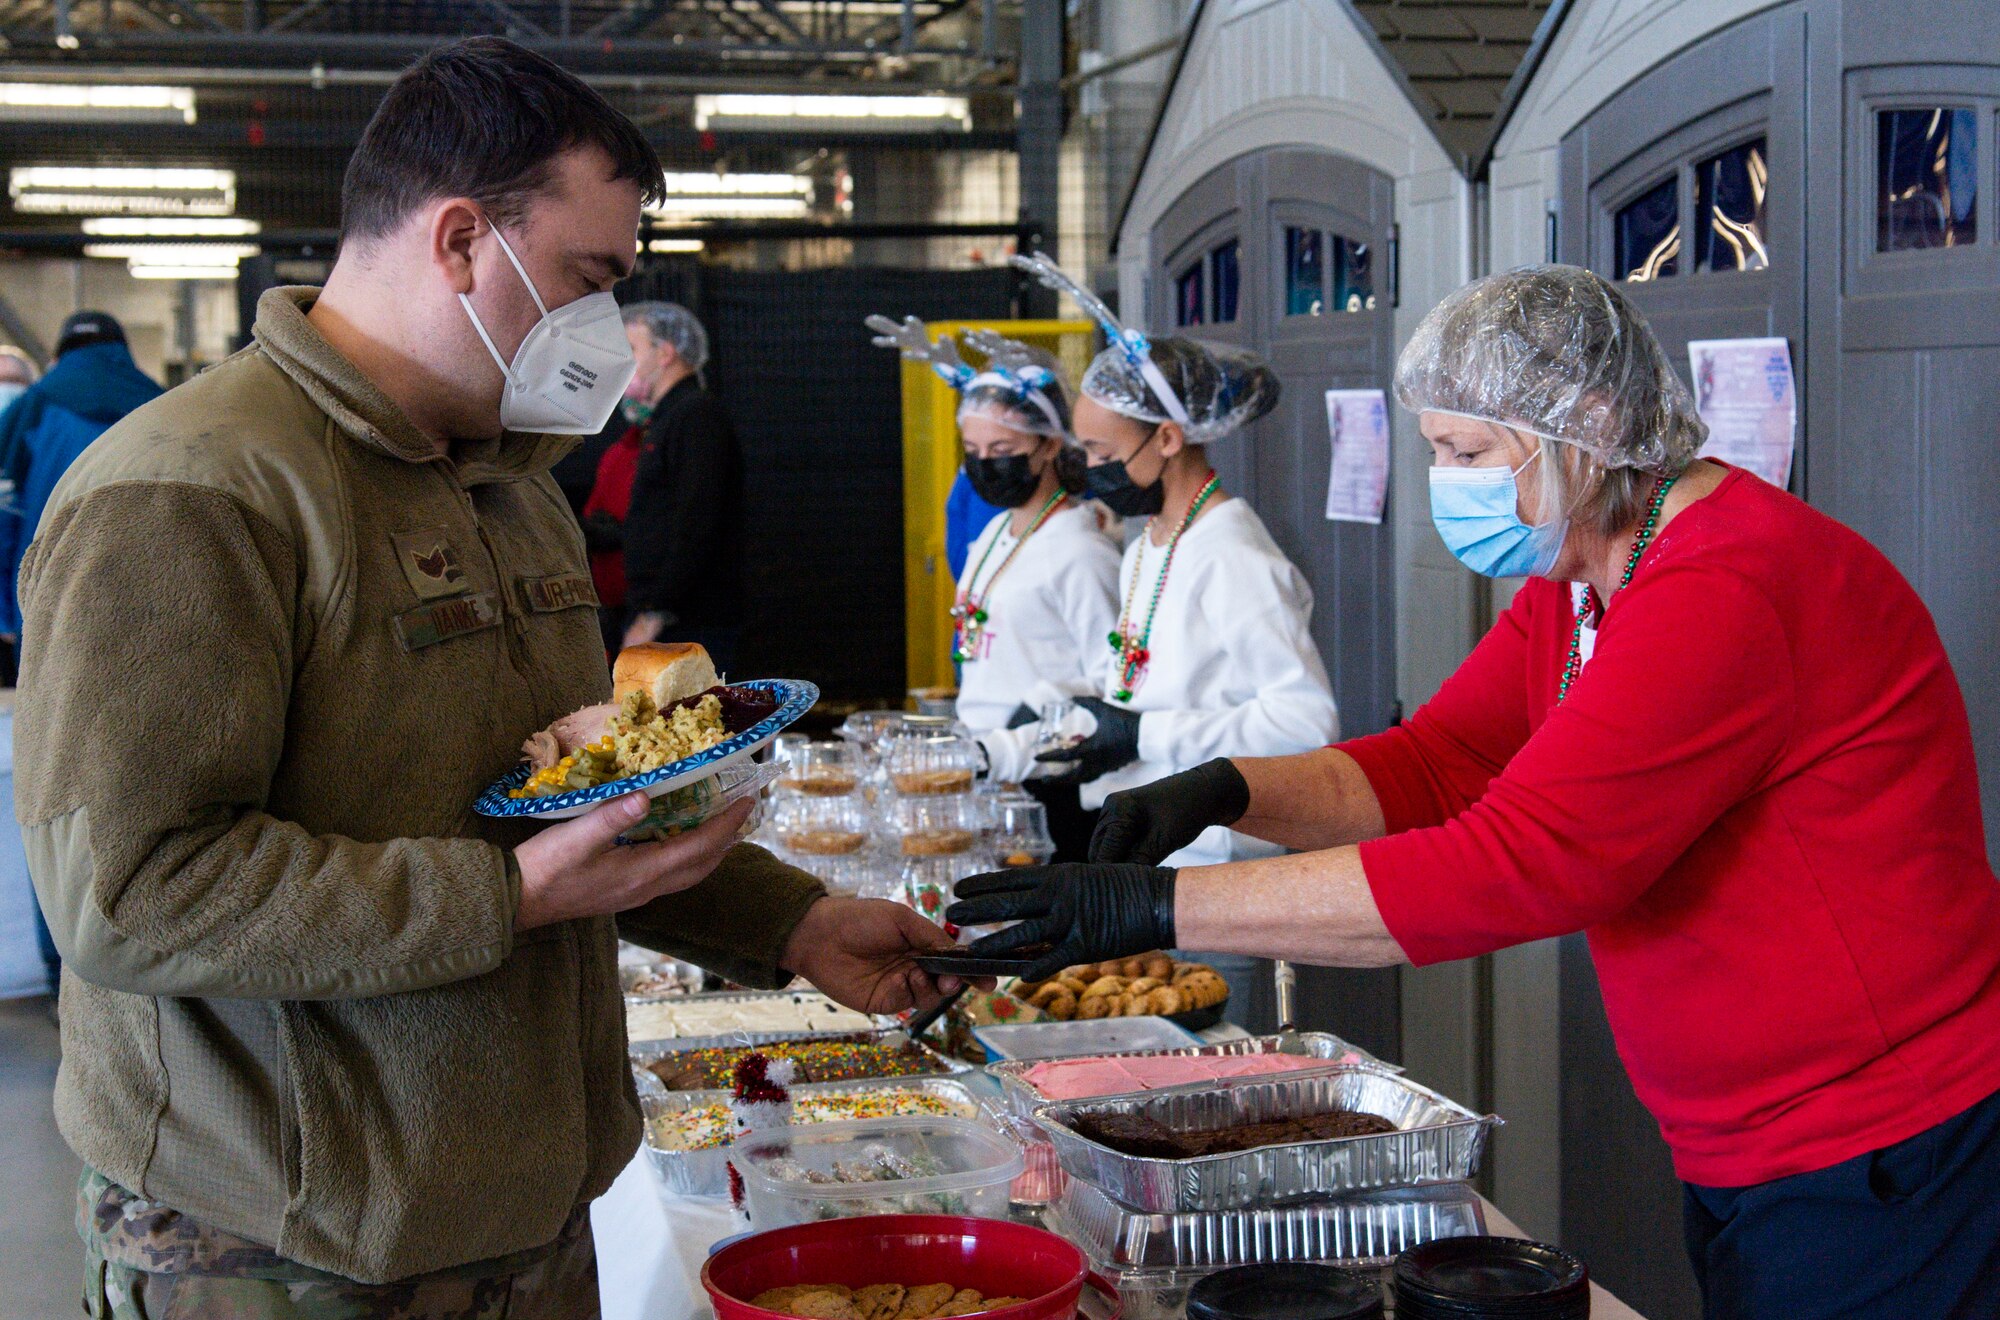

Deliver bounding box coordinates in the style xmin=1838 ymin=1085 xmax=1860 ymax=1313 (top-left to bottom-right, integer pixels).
xmin=340 ymin=36 xmax=665 ymax=241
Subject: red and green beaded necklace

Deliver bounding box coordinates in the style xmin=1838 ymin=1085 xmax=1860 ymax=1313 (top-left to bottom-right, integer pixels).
xmin=1106 ymin=470 xmax=1221 ymax=702
xmin=951 ymin=487 xmax=1070 ymax=664
xmin=1557 ymin=473 xmax=1678 ymax=703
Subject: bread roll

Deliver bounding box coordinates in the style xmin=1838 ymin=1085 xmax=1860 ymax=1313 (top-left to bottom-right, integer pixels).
xmin=613 ymin=643 xmax=719 ymax=708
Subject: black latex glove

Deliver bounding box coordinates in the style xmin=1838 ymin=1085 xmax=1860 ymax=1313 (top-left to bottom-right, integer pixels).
xmin=581 ymin=510 xmax=624 ymax=555
xmin=1006 ymin=703 xmax=1040 ymax=730
xmin=1035 ymin=696 xmax=1140 ymax=785
xmin=1091 ymin=757 xmax=1251 ymax=865
xmin=946 ymin=863 xmax=1178 ymax=983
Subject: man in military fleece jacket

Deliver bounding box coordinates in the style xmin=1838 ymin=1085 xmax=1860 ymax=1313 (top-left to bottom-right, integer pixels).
xmin=16 ymin=38 xmax=964 ymax=1319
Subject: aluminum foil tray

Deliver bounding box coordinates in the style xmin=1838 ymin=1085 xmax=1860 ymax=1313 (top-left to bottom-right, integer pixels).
xmin=623 ymin=987 xmax=885 ymax=1037
xmin=630 ymin=1027 xmax=972 ymax=1102
xmin=637 ymin=1073 xmax=991 ymax=1197
xmin=1031 ymin=1065 xmax=1499 ymax=1212
xmin=1051 ymin=1175 xmax=1485 ymax=1271
xmin=986 ymin=1032 xmax=1397 ymax=1121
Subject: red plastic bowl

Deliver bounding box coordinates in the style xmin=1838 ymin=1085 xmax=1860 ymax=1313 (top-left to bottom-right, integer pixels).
xmin=702 ymin=1214 xmax=1119 ymax=1320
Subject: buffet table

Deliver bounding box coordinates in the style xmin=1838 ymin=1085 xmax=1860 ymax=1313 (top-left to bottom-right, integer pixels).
xmin=596 ymin=1016 xmax=1646 ymax=1320
xmin=590 ymin=1160 xmax=1645 ymax=1320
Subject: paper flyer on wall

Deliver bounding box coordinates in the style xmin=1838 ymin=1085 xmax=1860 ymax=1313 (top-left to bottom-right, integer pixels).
xmin=1324 ymin=388 xmax=1390 ymax=524
xmin=1687 ymin=337 xmax=1796 ymax=488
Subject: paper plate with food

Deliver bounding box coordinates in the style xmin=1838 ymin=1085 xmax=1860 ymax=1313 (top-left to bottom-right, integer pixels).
xmin=475 ymin=642 xmax=817 ymax=836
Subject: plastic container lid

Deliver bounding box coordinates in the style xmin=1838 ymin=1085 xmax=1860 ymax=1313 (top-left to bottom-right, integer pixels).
xmin=1187 ymin=1264 xmax=1385 ymax=1320
xmin=731 ymin=1115 xmax=1025 ymax=1229
xmin=1393 ymin=1237 xmax=1588 ymax=1318
xmin=975 ymin=1017 xmax=1203 ymax=1062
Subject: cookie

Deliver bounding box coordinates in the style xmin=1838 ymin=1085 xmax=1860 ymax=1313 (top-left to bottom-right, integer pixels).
xmin=897 ymin=1283 xmax=959 ymax=1319
xmin=791 ymin=1293 xmax=863 ymax=1320
xmin=856 ymin=1284 xmax=907 ymax=1320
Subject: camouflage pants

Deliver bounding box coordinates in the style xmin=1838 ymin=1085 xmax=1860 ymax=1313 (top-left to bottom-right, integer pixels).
xmin=78 ymin=1169 xmax=601 ymax=1319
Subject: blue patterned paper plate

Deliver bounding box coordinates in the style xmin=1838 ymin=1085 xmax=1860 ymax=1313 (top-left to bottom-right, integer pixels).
xmin=475 ymin=678 xmax=819 ymax=821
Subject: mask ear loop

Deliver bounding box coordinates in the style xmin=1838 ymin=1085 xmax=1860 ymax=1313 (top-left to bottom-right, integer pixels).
xmin=457 ymin=223 xmax=551 ymax=391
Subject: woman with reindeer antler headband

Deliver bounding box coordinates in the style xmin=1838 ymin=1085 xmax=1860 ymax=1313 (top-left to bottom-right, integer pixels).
xmin=977 ymin=257 xmax=1338 ymax=890
xmin=869 ymin=315 xmax=1122 ymax=857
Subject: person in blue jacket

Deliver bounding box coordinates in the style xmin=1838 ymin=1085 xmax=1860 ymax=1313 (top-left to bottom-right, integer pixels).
xmin=0 ymin=311 xmax=163 ymax=644
xmin=0 ymin=309 xmax=161 ymax=993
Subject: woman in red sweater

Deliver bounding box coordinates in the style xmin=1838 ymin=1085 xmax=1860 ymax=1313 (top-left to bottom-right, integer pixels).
xmin=949 ymin=267 xmax=2000 ymax=1318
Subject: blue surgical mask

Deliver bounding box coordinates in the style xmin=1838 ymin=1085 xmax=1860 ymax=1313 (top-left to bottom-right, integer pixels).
xmin=1427 ymin=446 xmax=1567 ymax=578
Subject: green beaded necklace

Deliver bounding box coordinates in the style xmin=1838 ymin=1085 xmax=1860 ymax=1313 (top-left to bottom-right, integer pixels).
xmin=1107 ymin=470 xmax=1221 ymax=702
xmin=952 ymin=487 xmax=1070 ymax=664
xmin=1557 ymin=473 xmax=1677 ymax=703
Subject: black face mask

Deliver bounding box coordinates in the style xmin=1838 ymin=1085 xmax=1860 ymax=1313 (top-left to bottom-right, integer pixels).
xmin=965 ymin=453 xmax=1043 ymax=508
xmin=1084 ymin=435 xmax=1165 ymax=517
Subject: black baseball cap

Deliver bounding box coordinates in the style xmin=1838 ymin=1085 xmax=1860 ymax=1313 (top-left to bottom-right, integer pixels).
xmin=54 ymin=310 xmax=126 ymax=357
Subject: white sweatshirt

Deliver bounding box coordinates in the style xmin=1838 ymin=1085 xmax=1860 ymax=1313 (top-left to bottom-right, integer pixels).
xmin=954 ymin=501 xmax=1123 ymax=782
xmin=1085 ymin=498 xmax=1340 ymax=868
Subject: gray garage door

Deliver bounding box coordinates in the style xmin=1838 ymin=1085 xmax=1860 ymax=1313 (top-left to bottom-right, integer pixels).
xmin=1556 ymin=4 xmax=2000 ymax=1316
xmin=1149 ymin=147 xmax=1402 ymax=1063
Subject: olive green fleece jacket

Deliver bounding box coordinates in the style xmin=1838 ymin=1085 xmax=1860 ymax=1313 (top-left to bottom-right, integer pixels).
xmin=15 ymin=287 xmax=827 ymax=1284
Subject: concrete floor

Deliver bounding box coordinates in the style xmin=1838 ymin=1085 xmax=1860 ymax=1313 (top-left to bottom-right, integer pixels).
xmin=1 ymin=995 xmax=81 ymax=1319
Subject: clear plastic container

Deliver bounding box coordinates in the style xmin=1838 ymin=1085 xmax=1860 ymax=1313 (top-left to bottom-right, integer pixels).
xmin=770 ymin=793 xmax=874 ymax=858
xmin=882 ymin=716 xmax=982 ymax=796
xmin=973 ymin=1016 xmax=1203 ymax=1062
xmin=836 ymin=709 xmax=907 ymax=758
xmin=731 ymin=1114 xmax=1026 ymax=1230
xmin=887 ymin=793 xmax=984 ymax=857
xmin=987 ymin=798 xmax=1057 ymax=868
xmin=778 ymin=740 xmax=863 ymax=798
xmin=909 ymin=685 xmax=960 ymax=719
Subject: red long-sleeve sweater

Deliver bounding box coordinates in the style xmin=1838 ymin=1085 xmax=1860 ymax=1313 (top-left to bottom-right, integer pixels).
xmin=1346 ymin=467 xmax=2000 ymax=1187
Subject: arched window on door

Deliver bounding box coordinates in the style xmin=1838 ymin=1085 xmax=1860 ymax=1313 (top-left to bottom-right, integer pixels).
xmin=1612 ymin=136 xmax=1771 ymax=283
xmin=1282 ymin=225 xmax=1375 ymax=315
xmin=1173 ymin=237 xmax=1243 ymax=327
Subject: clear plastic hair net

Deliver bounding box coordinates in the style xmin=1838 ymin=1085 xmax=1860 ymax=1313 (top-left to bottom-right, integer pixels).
xmin=1009 ymin=253 xmax=1278 ymax=445
xmin=1393 ymin=264 xmax=1707 ymax=473
xmin=957 ymin=328 xmax=1072 ymax=438
xmin=1080 ymin=336 xmax=1279 ymax=445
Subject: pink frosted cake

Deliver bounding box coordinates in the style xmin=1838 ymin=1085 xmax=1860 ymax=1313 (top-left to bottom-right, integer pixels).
xmin=1018 ymin=1052 xmax=1345 ymax=1101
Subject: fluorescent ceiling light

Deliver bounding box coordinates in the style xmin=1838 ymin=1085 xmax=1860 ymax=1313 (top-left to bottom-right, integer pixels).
xmin=647 ymin=196 xmax=811 ymax=220
xmin=84 ymin=242 xmax=258 ymax=263
xmin=10 ymin=165 xmax=235 ymax=216
xmin=661 ymin=172 xmax=810 ymax=197
xmin=648 ymin=238 xmax=705 ymax=253
xmin=81 ymin=216 xmax=259 ymax=236
xmin=130 ymin=265 xmax=238 ymax=280
xmin=0 ymin=83 xmax=196 ymax=124
xmin=694 ymin=93 xmax=971 ymax=133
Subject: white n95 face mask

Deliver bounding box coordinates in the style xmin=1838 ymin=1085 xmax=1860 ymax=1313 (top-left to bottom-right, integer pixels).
xmin=459 ymin=226 xmax=636 ymax=435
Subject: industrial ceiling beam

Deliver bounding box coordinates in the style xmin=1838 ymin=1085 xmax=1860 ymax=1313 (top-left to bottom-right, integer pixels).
xmin=0 ymin=58 xmax=1012 ymax=92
